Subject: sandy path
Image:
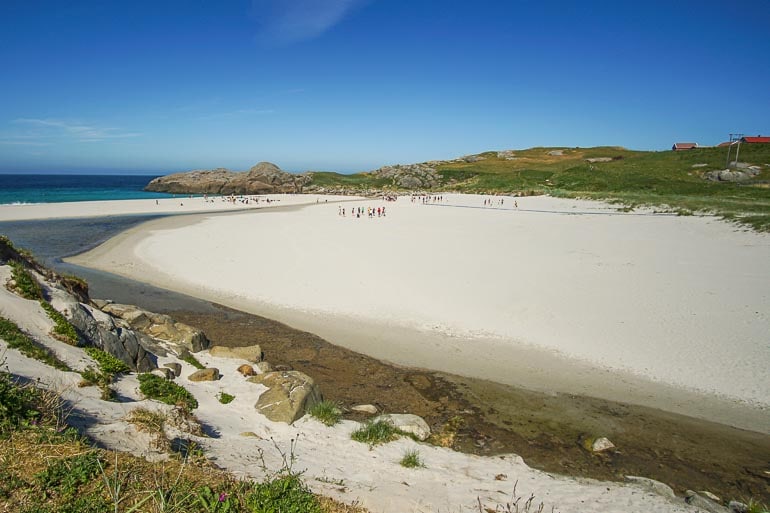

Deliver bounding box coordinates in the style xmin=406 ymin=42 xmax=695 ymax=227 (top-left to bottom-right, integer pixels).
xmin=65 ymin=194 xmax=770 ymax=433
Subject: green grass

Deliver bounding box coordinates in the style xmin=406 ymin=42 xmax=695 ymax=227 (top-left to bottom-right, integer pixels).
xmin=8 ymin=261 xmax=43 ymax=300
xmin=182 ymin=353 xmax=205 ymax=370
xmin=309 ymin=400 xmax=341 ymax=426
xmin=84 ymin=347 xmax=130 ymax=375
xmin=350 ymin=420 xmax=405 ymax=446
xmin=399 ymin=449 xmax=425 ymax=469
xmin=138 ymin=373 xmax=198 ymax=410
xmin=0 ymin=316 xmax=71 ymax=371
xmin=39 ymin=301 xmax=79 ymax=346
xmin=0 ymin=372 xmax=45 ymax=435
xmin=308 ymin=144 xmax=770 ymax=231
xmin=243 ymin=473 xmax=322 ymax=513
xmin=217 ymin=391 xmax=235 ymax=404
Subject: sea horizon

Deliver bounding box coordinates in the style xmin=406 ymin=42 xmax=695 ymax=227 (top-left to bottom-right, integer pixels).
xmin=0 ymin=173 xmax=173 ymax=205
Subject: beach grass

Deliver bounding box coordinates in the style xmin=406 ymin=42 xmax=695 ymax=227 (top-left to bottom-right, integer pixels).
xmin=217 ymin=391 xmax=235 ymax=404
xmin=350 ymin=420 xmax=404 ymax=446
xmin=40 ymin=301 xmax=79 ymax=346
xmin=309 ymin=400 xmax=342 ymax=426
xmin=181 ymin=352 xmax=205 ymax=370
xmin=399 ymin=449 xmax=425 ymax=469
xmin=0 ymin=316 xmax=71 ymax=371
xmin=138 ymin=373 xmax=198 ymax=410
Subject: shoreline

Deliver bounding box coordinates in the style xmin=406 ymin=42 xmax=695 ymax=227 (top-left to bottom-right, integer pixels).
xmin=63 ymin=194 xmax=770 ymax=435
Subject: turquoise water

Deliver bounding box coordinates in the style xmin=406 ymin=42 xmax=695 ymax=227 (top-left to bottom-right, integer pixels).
xmin=0 ymin=174 xmax=173 ymax=204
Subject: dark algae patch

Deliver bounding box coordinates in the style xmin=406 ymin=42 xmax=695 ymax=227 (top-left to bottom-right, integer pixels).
xmin=171 ymin=304 xmax=770 ymax=502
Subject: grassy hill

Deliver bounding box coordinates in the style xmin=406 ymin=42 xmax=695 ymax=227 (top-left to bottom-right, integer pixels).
xmin=313 ymin=145 xmax=770 ymax=231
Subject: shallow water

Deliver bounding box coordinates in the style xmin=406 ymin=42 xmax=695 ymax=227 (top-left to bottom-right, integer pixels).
xmin=0 ymin=215 xmax=218 ymax=313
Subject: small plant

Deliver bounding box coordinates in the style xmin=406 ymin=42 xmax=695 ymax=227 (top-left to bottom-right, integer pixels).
xmin=40 ymin=301 xmax=79 ymax=345
xmin=309 ymin=400 xmax=341 ymax=426
xmin=244 ymin=473 xmax=322 ymax=513
xmin=196 ymin=485 xmax=237 ymax=512
xmin=217 ymin=391 xmax=235 ymax=404
xmin=8 ymin=260 xmax=42 ymax=300
xmin=350 ymin=420 xmax=404 ymax=446
xmin=0 ymin=371 xmax=43 ymax=434
xmin=399 ymin=449 xmax=425 ymax=469
xmin=746 ymin=499 xmax=770 ymax=513
xmin=35 ymin=451 xmax=102 ymax=498
xmin=0 ymin=316 xmax=71 ymax=371
xmin=182 ymin=353 xmax=205 ymax=370
xmin=138 ymin=373 xmax=198 ymax=410
xmin=85 ymin=347 xmax=130 ymax=375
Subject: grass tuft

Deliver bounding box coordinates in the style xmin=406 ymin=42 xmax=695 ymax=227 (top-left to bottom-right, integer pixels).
xmin=8 ymin=261 xmax=42 ymax=300
xmin=138 ymin=373 xmax=198 ymax=410
xmin=84 ymin=347 xmax=130 ymax=375
xmin=181 ymin=353 xmax=205 ymax=370
xmin=217 ymin=391 xmax=235 ymax=404
xmin=0 ymin=316 xmax=71 ymax=371
xmin=399 ymin=449 xmax=425 ymax=469
xmin=350 ymin=420 xmax=404 ymax=446
xmin=40 ymin=301 xmax=79 ymax=346
xmin=309 ymin=400 xmax=341 ymax=426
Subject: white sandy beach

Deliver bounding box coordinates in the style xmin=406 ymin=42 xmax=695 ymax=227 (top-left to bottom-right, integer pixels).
xmin=61 ymin=194 xmax=770 ymax=433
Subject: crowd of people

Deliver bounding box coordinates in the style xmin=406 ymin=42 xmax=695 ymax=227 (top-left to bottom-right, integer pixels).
xmin=338 ymin=205 xmax=387 ymax=218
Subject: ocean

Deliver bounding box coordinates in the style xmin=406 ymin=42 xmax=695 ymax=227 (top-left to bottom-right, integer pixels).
xmin=0 ymin=174 xmax=173 ymax=205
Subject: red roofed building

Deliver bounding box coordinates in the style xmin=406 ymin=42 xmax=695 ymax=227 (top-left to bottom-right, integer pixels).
xmin=740 ymin=136 xmax=770 ymax=144
xmin=672 ymin=142 xmax=698 ymax=151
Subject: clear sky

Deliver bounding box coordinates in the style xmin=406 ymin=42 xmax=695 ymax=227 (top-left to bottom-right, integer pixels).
xmin=1 ymin=0 xmax=769 ymax=174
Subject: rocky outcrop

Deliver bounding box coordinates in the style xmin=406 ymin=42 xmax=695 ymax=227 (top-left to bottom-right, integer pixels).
xmin=703 ymin=167 xmax=761 ymax=182
xmin=624 ymin=476 xmax=675 ymax=499
xmin=371 ymin=163 xmax=440 ymax=189
xmin=101 ymin=303 xmax=209 ymax=355
xmin=47 ymin=287 xmax=156 ymax=372
xmin=248 ymin=370 xmax=322 ymax=424
xmin=144 ymin=162 xmax=312 ymax=195
xmin=374 ymin=413 xmax=431 ymax=441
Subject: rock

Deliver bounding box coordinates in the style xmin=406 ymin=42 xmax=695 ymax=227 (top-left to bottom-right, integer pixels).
xmin=51 ymin=292 xmax=156 ymax=372
xmin=247 ymin=371 xmax=322 ymax=424
xmin=700 ymin=491 xmax=722 ymax=503
xmin=703 ymin=169 xmax=753 ymax=182
xmin=351 ymin=404 xmax=378 ymax=415
xmin=685 ymin=491 xmax=730 ymax=513
xmin=624 ymin=476 xmax=675 ymax=499
xmin=151 ymin=367 xmax=175 ymax=380
xmin=548 ymin=150 xmax=564 ymax=156
xmin=163 ymin=363 xmax=182 ymax=377
xmin=256 ymin=361 xmax=273 ymax=373
xmin=144 ymin=162 xmax=312 ymax=195
xmin=209 ymin=345 xmax=262 ymax=363
xmin=91 ymin=298 xmax=112 ymax=309
xmin=585 ymin=157 xmax=613 ymax=163
xmin=691 ymin=163 xmax=708 ymax=168
xmin=374 ymin=413 xmax=431 ymax=441
xmin=462 ymin=155 xmax=486 ymax=162
xmin=102 ymin=303 xmax=209 ymax=354
xmin=371 ymin=163 xmax=440 ymax=189
xmin=584 ymin=436 xmax=615 ymax=453
xmin=728 ymin=501 xmax=748 ymax=513
xmin=188 ymin=368 xmax=220 ymax=382
xmin=237 ymin=364 xmax=256 ymax=377
xmin=497 ymin=150 xmax=517 ymax=160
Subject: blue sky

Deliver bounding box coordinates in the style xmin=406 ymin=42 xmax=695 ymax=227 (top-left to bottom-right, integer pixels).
xmin=1 ymin=0 xmax=769 ymax=174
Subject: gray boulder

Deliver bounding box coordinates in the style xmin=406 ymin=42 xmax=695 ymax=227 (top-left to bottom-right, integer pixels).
xmin=624 ymin=476 xmax=675 ymax=499
xmin=50 ymin=291 xmax=155 ymax=372
xmin=248 ymin=370 xmax=322 ymax=424
xmin=685 ymin=491 xmax=730 ymax=513
xmin=101 ymin=303 xmax=209 ymax=354
xmin=374 ymin=413 xmax=431 ymax=441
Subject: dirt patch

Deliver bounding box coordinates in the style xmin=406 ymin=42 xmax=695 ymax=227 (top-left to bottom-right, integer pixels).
xmin=171 ymin=304 xmax=770 ymax=503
